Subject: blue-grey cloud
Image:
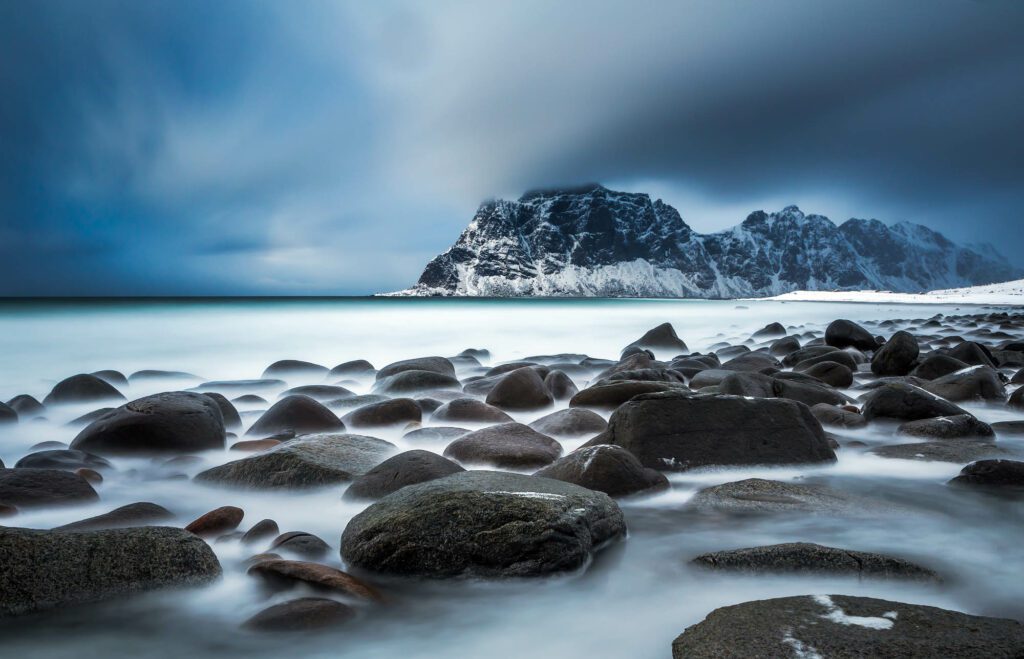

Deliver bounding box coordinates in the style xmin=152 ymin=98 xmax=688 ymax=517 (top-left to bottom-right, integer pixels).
xmin=1 ymin=0 xmax=1022 ymax=295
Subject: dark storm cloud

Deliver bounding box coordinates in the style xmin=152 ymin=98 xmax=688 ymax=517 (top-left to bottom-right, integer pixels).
xmin=1 ymin=1 xmax=1022 ymax=295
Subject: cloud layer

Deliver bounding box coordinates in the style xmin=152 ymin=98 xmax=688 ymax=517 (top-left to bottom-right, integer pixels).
xmin=2 ymin=0 xmax=1022 ymax=294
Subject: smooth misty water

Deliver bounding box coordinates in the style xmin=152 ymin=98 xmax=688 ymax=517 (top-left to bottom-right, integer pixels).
xmin=0 ymin=298 xmax=1022 ymax=658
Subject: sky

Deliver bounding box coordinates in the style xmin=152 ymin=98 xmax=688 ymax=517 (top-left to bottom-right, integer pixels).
xmin=1 ymin=0 xmax=1022 ymax=295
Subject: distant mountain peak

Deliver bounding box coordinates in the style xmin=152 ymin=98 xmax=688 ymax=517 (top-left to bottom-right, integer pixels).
xmin=390 ymin=185 xmax=1020 ymax=298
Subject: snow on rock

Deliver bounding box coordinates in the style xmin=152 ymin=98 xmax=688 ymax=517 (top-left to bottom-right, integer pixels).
xmin=386 ymin=184 xmax=1020 ymax=298
xmin=766 ymin=278 xmax=1024 ymax=305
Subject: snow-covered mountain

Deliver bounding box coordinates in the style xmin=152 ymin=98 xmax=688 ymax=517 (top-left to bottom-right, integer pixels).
xmin=391 ymin=184 xmax=1021 ymax=298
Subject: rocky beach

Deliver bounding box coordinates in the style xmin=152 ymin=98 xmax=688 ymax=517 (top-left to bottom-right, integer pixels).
xmin=0 ymin=297 xmax=1023 ymax=658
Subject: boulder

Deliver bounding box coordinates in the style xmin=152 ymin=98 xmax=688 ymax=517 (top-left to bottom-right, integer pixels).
xmin=343 ymin=450 xmax=465 ymax=500
xmin=690 ymin=542 xmax=937 ymax=579
xmin=269 ymin=531 xmax=331 ymax=559
xmin=590 ymin=392 xmax=834 ymax=471
xmin=242 ymin=597 xmax=354 ymax=632
xmin=0 ymin=402 xmax=16 ymax=424
xmin=911 ymin=354 xmax=968 ymax=380
xmin=871 ymin=330 xmax=920 ymax=376
xmin=245 ymin=395 xmax=344 ymax=437
xmin=403 ymin=426 xmax=470 ymax=442
xmin=872 ymin=441 xmax=1008 ymax=463
xmin=528 ymin=408 xmax=608 ymax=437
xmin=202 ymin=392 xmax=242 ymax=429
xmin=341 ymin=398 xmax=421 ymax=428
xmin=376 ymin=356 xmax=455 ymax=380
xmin=340 ymin=470 xmax=626 ymax=578
xmin=279 ymin=385 xmax=354 ymax=402
xmin=372 ymin=370 xmax=461 ymax=395
xmin=6 ymin=394 xmax=44 ymax=419
xmin=769 ymin=336 xmax=801 ymax=357
xmin=825 ymin=319 xmax=877 ymax=351
xmin=195 ymin=378 xmax=285 ymax=393
xmin=771 ymin=378 xmax=849 ymax=408
xmin=430 ymin=398 xmax=513 ymax=424
xmin=0 ymin=469 xmax=98 ymax=508
xmin=720 ymin=352 xmax=781 ymax=373
xmin=948 ymin=341 xmax=996 ymax=367
xmin=802 ymin=361 xmax=854 ymax=388
xmin=544 ymin=370 xmax=579 ymax=400
xmin=992 ymin=421 xmax=1024 ymax=437
xmin=949 ymin=459 xmax=1024 ymax=491
xmin=329 ymin=360 xmax=375 ymax=379
xmin=194 ymin=433 xmax=395 ymax=489
xmin=794 ymin=349 xmax=859 ymax=372
xmin=671 ymin=595 xmax=1024 ymax=658
xmin=185 ymin=506 xmax=244 ymax=538
xmin=443 ymin=422 xmax=562 ymax=469
xmin=130 ymin=369 xmax=200 ymax=383
xmin=14 ymin=449 xmax=112 ymax=471
xmin=624 ymin=322 xmax=688 ymax=355
xmin=261 ymin=360 xmax=329 ymax=379
xmin=247 ymin=559 xmax=382 ymax=601
xmin=90 ymin=370 xmax=128 ymax=387
xmin=569 ymin=381 xmax=686 ymax=409
xmin=56 ymin=502 xmax=175 ymax=531
xmin=717 ymin=372 xmax=774 ymax=398
xmin=0 ymin=526 xmax=220 ymax=617
xmin=688 ymin=369 xmax=734 ymax=388
xmin=1009 ymin=386 xmax=1024 ymax=410
xmin=923 ymin=366 xmax=1006 ymax=402
xmin=687 ymin=478 xmax=891 ymax=516
xmin=534 ymin=445 xmax=668 ymax=498
xmin=241 ymin=519 xmax=280 ymax=544
xmin=485 ymin=368 xmax=554 ymax=411
xmin=897 ymin=414 xmax=994 ymax=440
xmin=751 ymin=322 xmax=787 ymax=339
xmin=810 ymin=403 xmax=867 ymax=428
xmin=783 ymin=345 xmax=842 ymax=367
xmin=71 ymin=392 xmax=226 ymax=455
xmin=861 ymin=382 xmax=968 ymax=421
xmin=43 ymin=374 xmax=125 ymax=406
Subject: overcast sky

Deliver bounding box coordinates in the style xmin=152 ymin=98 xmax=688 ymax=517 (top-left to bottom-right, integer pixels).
xmin=2 ymin=0 xmax=1022 ymax=295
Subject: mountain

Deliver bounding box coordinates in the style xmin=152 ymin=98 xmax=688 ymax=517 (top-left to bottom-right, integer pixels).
xmin=391 ymin=184 xmax=1021 ymax=298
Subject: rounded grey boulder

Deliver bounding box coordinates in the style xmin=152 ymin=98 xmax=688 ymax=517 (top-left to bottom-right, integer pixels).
xmin=246 ymin=395 xmax=344 ymax=438
xmin=871 ymin=330 xmax=920 ymax=376
xmin=341 ymin=398 xmax=421 ymax=428
xmin=0 ymin=468 xmax=98 ymax=508
xmin=430 ymin=398 xmax=513 ymax=424
xmin=485 ymin=367 xmax=554 ymax=411
xmin=0 ymin=526 xmax=221 ymax=617
xmin=825 ymin=318 xmax=877 ymax=351
xmin=443 ymin=422 xmax=563 ymax=469
xmin=690 ymin=542 xmax=937 ymax=579
xmin=71 ymin=392 xmax=226 ymax=455
xmin=529 ymin=408 xmax=608 ymax=437
xmin=340 ymin=470 xmax=626 ymax=578
xmin=534 ymin=444 xmax=668 ymax=498
xmin=343 ymin=449 xmax=465 ymax=500
xmin=860 ymin=382 xmax=967 ymax=421
xmin=43 ymin=374 xmax=125 ymax=406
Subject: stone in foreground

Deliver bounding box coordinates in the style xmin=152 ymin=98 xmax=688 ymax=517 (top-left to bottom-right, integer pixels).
xmin=0 ymin=526 xmax=221 ymax=616
xmin=672 ymin=594 xmax=1024 ymax=658
xmin=589 ymin=391 xmax=834 ymax=470
xmin=533 ymin=445 xmax=668 ymax=498
xmin=242 ymin=597 xmax=355 ymax=632
xmin=340 ymin=470 xmax=626 ymax=578
xmin=690 ymin=542 xmax=937 ymax=580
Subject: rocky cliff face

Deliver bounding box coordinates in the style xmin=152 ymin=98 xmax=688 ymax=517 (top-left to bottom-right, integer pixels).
xmin=394 ymin=184 xmax=1020 ymax=297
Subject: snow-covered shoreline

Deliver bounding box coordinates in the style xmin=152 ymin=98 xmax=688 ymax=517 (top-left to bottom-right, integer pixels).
xmin=761 ymin=278 xmax=1024 ymax=305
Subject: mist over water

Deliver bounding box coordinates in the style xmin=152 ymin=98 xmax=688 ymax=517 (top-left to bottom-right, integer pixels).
xmin=0 ymin=298 xmax=1021 ymax=658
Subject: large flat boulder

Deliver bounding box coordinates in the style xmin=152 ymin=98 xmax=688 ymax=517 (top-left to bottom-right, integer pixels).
xmin=690 ymin=542 xmax=937 ymax=580
xmin=588 ymin=391 xmax=834 ymax=471
xmin=340 ymin=471 xmax=626 ymax=578
xmin=0 ymin=469 xmax=98 ymax=508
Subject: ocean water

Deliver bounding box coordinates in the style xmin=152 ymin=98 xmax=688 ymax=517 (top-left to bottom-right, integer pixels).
xmin=0 ymin=297 xmax=1021 ymax=658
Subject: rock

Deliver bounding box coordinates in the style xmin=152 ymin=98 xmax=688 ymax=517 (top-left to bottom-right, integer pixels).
xmin=825 ymin=319 xmax=877 ymax=351
xmin=772 ymin=378 xmax=850 ymax=408
xmin=341 ymin=398 xmax=421 ymax=428
xmin=0 ymin=402 xmax=17 ymax=424
xmin=534 ymin=445 xmax=668 ymax=497
xmin=687 ymin=478 xmax=889 ymax=516
xmin=485 ymin=368 xmax=554 ymax=411
xmin=328 ymin=359 xmax=375 ymax=378
xmin=783 ymin=345 xmax=842 ymax=367
xmin=590 ymin=392 xmax=834 ymax=471
xmin=625 ymin=322 xmax=688 ymax=355
xmin=280 ymin=384 xmax=355 ymax=401
xmin=529 ymin=408 xmax=608 ymax=437
xmin=129 ymin=369 xmax=200 ymax=383
xmin=376 ymin=356 xmax=455 ymax=381
xmin=6 ymin=394 xmax=44 ymax=419
xmin=751 ymin=322 xmax=787 ymax=339
xmin=443 ymin=422 xmax=562 ymax=469
xmin=202 ymin=392 xmax=242 ymax=429
xmin=0 ymin=526 xmax=221 ymax=617
xmin=870 ymin=330 xmax=919 ymax=376
xmin=230 ymin=439 xmax=282 ymax=452
xmin=923 ymin=366 xmax=1006 ymax=402
xmin=992 ymin=421 xmax=1024 ymax=436
xmin=720 ymin=352 xmax=781 ymax=372
xmin=195 ymin=378 xmax=285 ymax=393
xmin=403 ymin=426 xmax=470 ymax=442
xmin=42 ymin=374 xmax=125 ymax=406
xmin=261 ymin=360 xmax=328 ymax=379
xmin=241 ymin=519 xmax=280 ymax=544
xmin=75 ymin=468 xmax=103 ymax=484
xmin=373 ymin=370 xmax=462 ymax=394
xmin=486 ymin=361 xmax=548 ymax=378
xmin=91 ymin=370 xmax=129 ymax=387
xmin=544 ymin=370 xmax=578 ymax=400
xmin=242 ymin=597 xmax=354 ymax=632
xmin=14 ymin=449 xmax=112 ymax=471
xmin=185 ymin=506 xmax=244 ymax=538
xmin=861 ymin=382 xmax=968 ymax=421
xmin=430 ymin=398 xmax=512 ymax=424
xmin=810 ymin=403 xmax=867 ymax=428
xmin=195 ymin=433 xmax=395 ymax=489
xmin=71 ymin=392 xmax=226 ymax=455
xmin=794 ymin=349 xmax=860 ymax=372
xmin=897 ymin=414 xmax=994 ymax=440
xmin=0 ymin=469 xmax=98 ymax=508
xmin=326 ymin=394 xmax=388 ymax=412
xmin=949 ymin=459 xmax=1024 ymax=491
xmin=343 ymin=450 xmax=465 ymax=500
xmin=340 ymin=470 xmax=626 ymax=578
xmin=671 ymin=594 xmax=1024 ymax=658
xmin=911 ymin=354 xmax=969 ymax=380
xmin=56 ymin=502 xmax=175 ymax=531
xmin=269 ymin=531 xmax=330 ymax=559
xmin=247 ymin=559 xmax=382 ymax=601
xmin=872 ymin=441 xmax=1009 ymax=463
xmin=1009 ymin=386 xmax=1024 ymax=410
xmin=948 ymin=341 xmax=996 ymax=367
xmin=245 ymin=395 xmax=344 ymax=437
xmin=569 ymin=380 xmax=686 ymax=409
xmin=64 ymin=408 xmax=113 ymax=427
xmin=716 ymin=344 xmax=750 ymax=360
xmin=717 ymin=372 xmax=774 ymax=398
xmin=802 ymin=361 xmax=854 ymax=388
xmin=690 ymin=542 xmax=937 ymax=579
xmin=1013 ymin=368 xmax=1024 ymax=384
xmin=769 ymin=336 xmax=801 ymax=357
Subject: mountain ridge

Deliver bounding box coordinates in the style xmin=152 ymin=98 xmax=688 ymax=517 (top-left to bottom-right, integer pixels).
xmin=391 ymin=184 xmax=1020 ymax=298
